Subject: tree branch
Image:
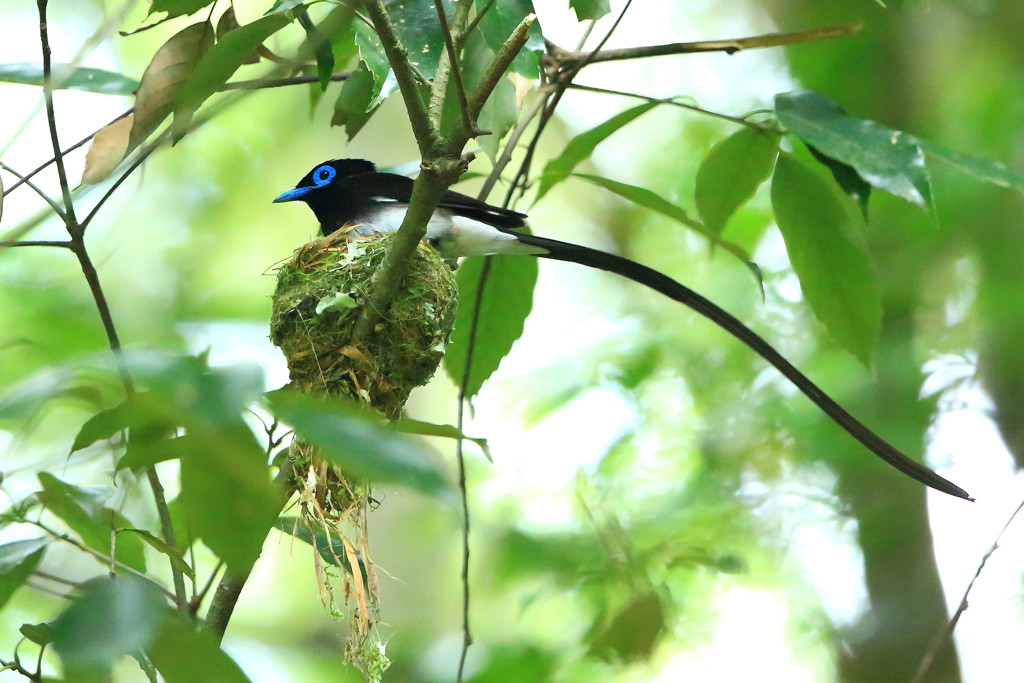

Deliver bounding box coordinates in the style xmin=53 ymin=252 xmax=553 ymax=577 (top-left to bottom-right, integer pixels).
xmin=468 ymin=14 xmax=536 ymax=119
xmin=548 ymin=20 xmax=863 ymax=65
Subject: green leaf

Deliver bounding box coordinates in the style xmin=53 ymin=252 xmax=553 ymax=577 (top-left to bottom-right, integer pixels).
xmin=536 ymin=103 xmax=657 ymax=201
xmin=172 ymin=14 xmax=289 ymax=139
xmin=394 ymin=417 xmax=491 ymax=461
xmin=274 ymin=517 xmax=348 ymax=568
xmin=775 ymin=90 xmax=934 ymax=211
xmin=771 ymin=153 xmax=881 ymax=365
xmin=19 ymin=622 xmax=55 ymax=646
xmin=178 ymin=428 xmax=279 ymax=573
xmin=147 ymin=613 xmax=251 ymax=683
xmin=478 ymin=0 xmax=544 ymax=79
xmin=573 ymin=173 xmax=761 ymax=283
xmin=150 ymin=0 xmax=214 ymax=19
xmin=917 ymin=139 xmax=1024 ymax=194
xmin=808 ymin=145 xmax=872 ymax=216
xmin=295 ymin=7 xmax=333 ymax=91
xmin=267 ymin=391 xmax=449 ymax=495
xmin=570 ymin=0 xmax=611 ymax=21
xmin=386 ymin=0 xmax=454 ymax=80
xmin=118 ymin=528 xmax=195 ymax=580
xmin=331 ymin=62 xmax=379 ymax=139
xmin=130 ymin=22 xmax=215 ymax=150
xmin=37 ymin=473 xmax=148 ymax=573
xmin=695 ymin=127 xmax=779 ymax=235
xmin=353 ymin=21 xmax=396 ymax=110
xmin=0 ymin=63 xmax=138 ymax=95
xmin=0 ymin=539 xmax=48 ymax=610
xmin=72 ymin=401 xmax=129 ymax=451
xmin=445 ymin=255 xmax=538 ymax=399
xmin=52 ymin=576 xmax=165 ymax=679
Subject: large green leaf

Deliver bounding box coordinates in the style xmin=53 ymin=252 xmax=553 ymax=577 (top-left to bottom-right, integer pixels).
xmin=172 ymin=14 xmax=289 ymax=138
xmin=478 ymin=0 xmax=544 ymax=78
xmin=147 ymin=613 xmax=251 ymax=682
xmin=445 ymin=254 xmax=538 ymax=399
xmin=52 ymin=576 xmax=165 ymax=679
xmin=535 ymin=103 xmax=657 ymax=201
xmin=331 ymin=63 xmax=379 ymax=139
xmin=775 ymin=90 xmax=934 ymax=211
xmin=386 ymin=0 xmax=454 ymax=80
xmin=90 ymin=354 xmax=278 ymax=573
xmin=37 ymin=473 xmax=148 ymax=573
xmin=294 ymin=6 xmax=334 ymax=91
xmin=267 ymin=391 xmax=448 ymax=495
xmin=0 ymin=63 xmax=138 ymax=95
xmin=695 ymin=127 xmax=779 ymax=235
xmin=770 ymin=153 xmax=881 ymax=366
xmin=0 ymin=538 xmax=48 ymax=610
xmin=353 ymin=22 xmax=396 ymax=111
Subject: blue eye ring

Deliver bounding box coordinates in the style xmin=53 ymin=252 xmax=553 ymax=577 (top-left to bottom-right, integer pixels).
xmin=312 ymin=165 xmax=336 ymax=186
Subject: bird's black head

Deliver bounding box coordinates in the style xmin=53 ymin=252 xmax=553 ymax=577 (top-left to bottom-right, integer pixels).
xmin=273 ymin=159 xmax=377 ymax=230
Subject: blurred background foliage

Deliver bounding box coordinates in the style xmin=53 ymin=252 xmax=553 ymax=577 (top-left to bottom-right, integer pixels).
xmin=2 ymin=0 xmax=1024 ymax=681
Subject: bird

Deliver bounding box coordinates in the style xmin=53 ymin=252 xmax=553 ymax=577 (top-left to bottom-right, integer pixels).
xmin=274 ymin=158 xmax=972 ymax=501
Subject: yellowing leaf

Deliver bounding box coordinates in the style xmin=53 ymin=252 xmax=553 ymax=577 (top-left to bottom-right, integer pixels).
xmin=129 ymin=22 xmax=214 ymax=151
xmin=82 ymin=114 xmax=133 ymax=185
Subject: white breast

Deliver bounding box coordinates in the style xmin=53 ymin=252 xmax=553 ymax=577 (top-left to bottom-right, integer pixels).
xmin=348 ymin=204 xmax=545 ymax=258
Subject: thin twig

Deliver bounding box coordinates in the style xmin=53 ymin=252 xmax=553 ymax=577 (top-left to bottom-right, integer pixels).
xmin=548 ymin=20 xmax=863 ymax=65
xmin=29 ymin=520 xmax=176 ymax=601
xmin=191 ymin=560 xmax=225 ymax=615
xmin=457 ymin=0 xmax=496 ymax=44
xmin=219 ymin=70 xmax=351 ymax=90
xmin=0 ymin=160 xmax=67 ymax=220
xmin=912 ymin=496 xmax=1024 ymax=683
xmin=566 ymin=82 xmax=773 ymax=130
xmin=0 ymin=240 xmax=71 ymax=249
xmin=36 ymin=0 xmax=77 ymax=224
xmin=507 ymin=0 xmax=634 ymax=204
xmin=453 ymin=255 xmax=493 ymax=682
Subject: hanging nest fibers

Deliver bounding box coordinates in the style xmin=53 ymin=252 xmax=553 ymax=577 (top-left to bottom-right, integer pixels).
xmin=269 ymin=231 xmax=458 ymax=679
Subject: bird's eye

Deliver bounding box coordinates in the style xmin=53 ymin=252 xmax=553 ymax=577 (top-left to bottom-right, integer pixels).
xmin=312 ymin=165 xmax=336 ymax=186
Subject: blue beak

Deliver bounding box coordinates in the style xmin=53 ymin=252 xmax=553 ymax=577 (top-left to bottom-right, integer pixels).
xmin=273 ymin=186 xmax=313 ymax=203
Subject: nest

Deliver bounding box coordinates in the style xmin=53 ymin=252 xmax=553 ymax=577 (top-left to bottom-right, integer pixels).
xmin=270 ymin=232 xmax=458 ymax=419
xmin=269 ymin=231 xmax=458 ymax=679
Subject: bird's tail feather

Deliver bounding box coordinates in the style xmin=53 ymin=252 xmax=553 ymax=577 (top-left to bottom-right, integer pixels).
xmin=513 ymin=232 xmax=971 ymax=500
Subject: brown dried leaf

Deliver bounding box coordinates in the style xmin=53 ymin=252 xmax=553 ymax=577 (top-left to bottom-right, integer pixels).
xmin=82 ymin=114 xmax=134 ymax=185
xmin=129 ymin=21 xmax=214 ymax=151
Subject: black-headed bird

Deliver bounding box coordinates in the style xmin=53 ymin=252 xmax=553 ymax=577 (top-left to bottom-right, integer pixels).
xmin=274 ymin=158 xmax=971 ymax=501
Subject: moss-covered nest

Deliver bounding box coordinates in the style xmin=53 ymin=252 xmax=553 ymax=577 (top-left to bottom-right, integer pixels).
xmin=270 ymin=232 xmax=457 ymax=419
